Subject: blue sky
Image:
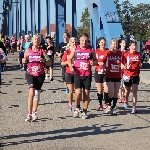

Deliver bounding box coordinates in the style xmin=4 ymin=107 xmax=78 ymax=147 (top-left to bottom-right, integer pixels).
xmin=0 ymin=0 xmax=149 ymax=32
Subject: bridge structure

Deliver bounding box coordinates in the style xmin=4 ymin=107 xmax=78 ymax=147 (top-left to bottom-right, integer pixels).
xmin=0 ymin=0 xmax=124 ymax=48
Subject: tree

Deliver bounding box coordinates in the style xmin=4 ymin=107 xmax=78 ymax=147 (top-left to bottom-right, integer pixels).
xmin=115 ymin=0 xmax=150 ymax=40
xmin=130 ymin=3 xmax=150 ymax=40
xmin=77 ymin=8 xmax=90 ymax=37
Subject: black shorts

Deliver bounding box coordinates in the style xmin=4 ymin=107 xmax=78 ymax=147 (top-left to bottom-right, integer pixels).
xmin=24 ymin=63 xmax=27 ymax=71
xmin=74 ymin=75 xmax=91 ymax=90
xmin=106 ymin=78 xmax=121 ymax=82
xmin=0 ymin=74 xmax=1 ymax=85
xmin=45 ymin=58 xmax=54 ymax=69
xmin=62 ymin=66 xmax=66 ymax=82
xmin=19 ymin=58 xmax=22 ymax=65
xmin=124 ymin=76 xmax=140 ymax=87
xmin=12 ymin=43 xmax=16 ymax=48
xmin=65 ymin=73 xmax=74 ymax=84
xmin=26 ymin=73 xmax=45 ymax=90
xmin=94 ymin=71 xmax=105 ymax=83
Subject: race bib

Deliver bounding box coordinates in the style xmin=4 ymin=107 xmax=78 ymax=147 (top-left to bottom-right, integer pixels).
xmin=80 ymin=62 xmax=88 ymax=70
xmin=31 ymin=64 xmax=41 ymax=74
xmin=98 ymin=69 xmax=105 ymax=74
xmin=47 ymin=50 xmax=53 ymax=55
xmin=110 ymin=64 xmax=119 ymax=72
xmin=122 ymin=74 xmax=130 ymax=82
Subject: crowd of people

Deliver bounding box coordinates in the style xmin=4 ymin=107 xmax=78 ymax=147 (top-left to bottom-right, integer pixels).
xmin=0 ymin=32 xmax=150 ymax=121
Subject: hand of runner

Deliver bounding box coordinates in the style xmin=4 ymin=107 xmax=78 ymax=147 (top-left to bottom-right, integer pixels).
xmin=58 ymin=53 xmax=62 ymax=57
xmin=98 ymin=62 xmax=104 ymax=66
xmin=0 ymin=50 xmax=2 ymax=55
xmin=148 ymin=59 xmax=150 ymax=64
xmin=40 ymin=58 xmax=45 ymax=63
xmin=126 ymin=64 xmax=132 ymax=69
xmin=69 ymin=64 xmax=74 ymax=71
xmin=23 ymin=58 xmax=27 ymax=63
xmin=89 ymin=60 xmax=93 ymax=65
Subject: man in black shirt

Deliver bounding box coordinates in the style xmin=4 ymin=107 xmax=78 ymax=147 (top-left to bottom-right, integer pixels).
xmin=45 ymin=37 xmax=55 ymax=81
xmin=55 ymin=32 xmax=70 ymax=93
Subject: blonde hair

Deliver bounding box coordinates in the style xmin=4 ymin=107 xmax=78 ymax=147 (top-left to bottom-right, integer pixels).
xmin=109 ymin=38 xmax=118 ymax=50
xmin=32 ymin=34 xmax=41 ymax=41
xmin=66 ymin=37 xmax=76 ymax=50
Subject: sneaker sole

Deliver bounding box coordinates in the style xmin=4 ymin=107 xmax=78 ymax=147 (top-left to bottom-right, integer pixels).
xmin=25 ymin=119 xmax=32 ymax=122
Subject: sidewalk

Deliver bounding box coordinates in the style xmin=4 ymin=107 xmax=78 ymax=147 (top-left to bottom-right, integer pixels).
xmin=140 ymin=64 xmax=150 ymax=84
xmin=0 ymin=54 xmax=150 ymax=150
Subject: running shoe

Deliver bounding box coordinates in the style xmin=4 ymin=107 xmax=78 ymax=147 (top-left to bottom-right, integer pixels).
xmin=124 ymin=100 xmax=129 ymax=109
xmin=103 ymin=103 xmax=108 ymax=109
xmin=65 ymin=88 xmax=69 ymax=93
xmin=131 ymin=109 xmax=137 ymax=114
xmin=50 ymin=77 xmax=53 ymax=81
xmin=25 ymin=114 xmax=32 ymax=122
xmin=68 ymin=105 xmax=72 ymax=111
xmin=131 ymin=107 xmax=137 ymax=114
xmin=73 ymin=108 xmax=80 ymax=118
xmin=32 ymin=112 xmax=38 ymax=121
xmin=20 ymin=68 xmax=24 ymax=71
xmin=111 ymin=108 xmax=117 ymax=115
xmin=98 ymin=105 xmax=103 ymax=111
xmin=105 ymin=106 xmax=112 ymax=114
xmin=80 ymin=112 xmax=88 ymax=119
xmin=45 ymin=75 xmax=48 ymax=80
xmin=118 ymin=98 xmax=123 ymax=103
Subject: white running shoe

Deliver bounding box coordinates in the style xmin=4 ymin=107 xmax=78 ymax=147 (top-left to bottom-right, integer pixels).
xmin=32 ymin=112 xmax=38 ymax=121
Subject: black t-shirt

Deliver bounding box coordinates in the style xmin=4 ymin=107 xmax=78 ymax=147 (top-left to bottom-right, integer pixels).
xmin=0 ymin=42 xmax=7 ymax=56
xmin=55 ymin=42 xmax=68 ymax=57
xmin=46 ymin=45 xmax=54 ymax=58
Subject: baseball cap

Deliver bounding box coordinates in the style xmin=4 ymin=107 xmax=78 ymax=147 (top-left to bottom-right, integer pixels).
xmin=25 ymin=35 xmax=29 ymax=38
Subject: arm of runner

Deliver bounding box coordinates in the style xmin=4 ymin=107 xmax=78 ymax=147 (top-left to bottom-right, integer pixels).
xmin=23 ymin=49 xmax=29 ymax=63
xmin=55 ymin=44 xmax=62 ymax=56
xmin=42 ymin=50 xmax=51 ymax=66
xmin=121 ymin=52 xmax=128 ymax=69
xmin=98 ymin=52 xmax=107 ymax=66
xmin=90 ymin=49 xmax=98 ymax=66
xmin=67 ymin=49 xmax=75 ymax=69
xmin=61 ymin=51 xmax=68 ymax=66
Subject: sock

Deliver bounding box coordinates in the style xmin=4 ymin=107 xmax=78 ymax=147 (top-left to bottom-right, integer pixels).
xmin=76 ymin=105 xmax=80 ymax=109
xmin=109 ymin=98 xmax=113 ymax=106
xmin=104 ymin=92 xmax=109 ymax=104
xmin=112 ymin=98 xmax=118 ymax=108
xmin=83 ymin=108 xmax=87 ymax=113
xmin=97 ymin=93 xmax=103 ymax=105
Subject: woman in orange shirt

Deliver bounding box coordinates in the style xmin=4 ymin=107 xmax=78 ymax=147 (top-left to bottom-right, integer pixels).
xmin=94 ymin=37 xmax=109 ymax=111
xmin=61 ymin=37 xmax=78 ymax=111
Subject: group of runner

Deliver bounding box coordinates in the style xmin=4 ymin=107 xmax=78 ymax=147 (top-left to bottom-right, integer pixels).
xmin=0 ymin=32 xmax=150 ymax=121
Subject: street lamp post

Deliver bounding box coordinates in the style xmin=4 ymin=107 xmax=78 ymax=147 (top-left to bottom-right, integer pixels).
xmin=64 ymin=0 xmax=66 ymax=32
xmin=15 ymin=0 xmax=19 ymax=39
xmin=2 ymin=0 xmax=19 ymax=39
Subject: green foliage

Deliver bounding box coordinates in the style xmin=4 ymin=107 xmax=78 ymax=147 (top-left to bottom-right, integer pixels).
xmin=77 ymin=8 xmax=90 ymax=38
xmin=115 ymin=0 xmax=150 ymax=40
xmin=78 ymin=1 xmax=150 ymax=40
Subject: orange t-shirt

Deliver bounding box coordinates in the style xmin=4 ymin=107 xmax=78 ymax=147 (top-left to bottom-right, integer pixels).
xmin=61 ymin=49 xmax=73 ymax=74
xmin=95 ymin=48 xmax=108 ymax=73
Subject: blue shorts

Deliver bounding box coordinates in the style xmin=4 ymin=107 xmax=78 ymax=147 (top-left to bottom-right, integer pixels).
xmin=19 ymin=52 xmax=24 ymax=58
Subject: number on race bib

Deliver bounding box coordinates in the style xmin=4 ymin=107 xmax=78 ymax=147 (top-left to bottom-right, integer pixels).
xmin=80 ymin=62 xmax=88 ymax=70
xmin=31 ymin=65 xmax=41 ymax=74
xmin=122 ymin=74 xmax=130 ymax=82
